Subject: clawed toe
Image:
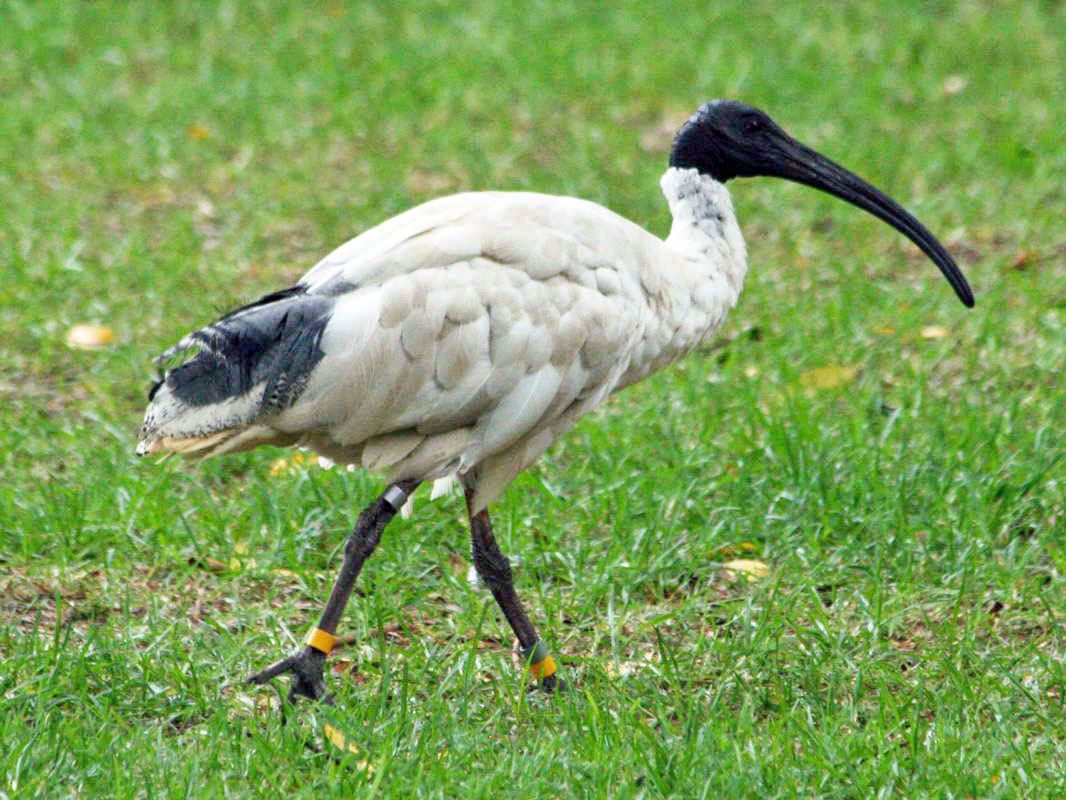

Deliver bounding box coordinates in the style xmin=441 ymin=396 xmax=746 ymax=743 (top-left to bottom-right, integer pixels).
xmin=247 ymin=645 xmax=331 ymax=704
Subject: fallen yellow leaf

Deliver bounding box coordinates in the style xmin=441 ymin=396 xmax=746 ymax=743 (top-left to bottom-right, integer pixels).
xmin=942 ymin=75 xmax=968 ymax=95
xmin=186 ymin=123 xmax=211 ymax=140
xmin=722 ymin=559 xmax=770 ymax=582
xmin=797 ymin=364 xmax=858 ymax=390
xmin=872 ymin=325 xmax=896 ymax=336
xmin=920 ymin=325 xmax=949 ymax=340
xmin=323 ymin=722 xmax=361 ymax=754
xmin=65 ymin=324 xmax=115 ymax=350
xmin=320 ymin=720 xmax=374 ymax=771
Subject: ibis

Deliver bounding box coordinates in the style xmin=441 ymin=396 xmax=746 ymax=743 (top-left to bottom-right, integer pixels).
xmin=138 ymin=100 xmax=974 ymax=703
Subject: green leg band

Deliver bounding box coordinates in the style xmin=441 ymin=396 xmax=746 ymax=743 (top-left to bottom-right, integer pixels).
xmin=522 ymin=640 xmax=549 ymax=665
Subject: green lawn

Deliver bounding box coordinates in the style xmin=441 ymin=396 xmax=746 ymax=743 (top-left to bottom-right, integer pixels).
xmin=2 ymin=0 xmax=1065 ymax=797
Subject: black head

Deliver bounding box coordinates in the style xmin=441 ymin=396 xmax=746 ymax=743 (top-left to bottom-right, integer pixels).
xmin=670 ymin=100 xmax=794 ymax=182
xmin=669 ymin=100 xmax=974 ymax=307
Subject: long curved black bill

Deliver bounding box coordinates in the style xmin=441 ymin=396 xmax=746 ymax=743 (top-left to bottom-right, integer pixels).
xmin=773 ymin=137 xmax=974 ymax=308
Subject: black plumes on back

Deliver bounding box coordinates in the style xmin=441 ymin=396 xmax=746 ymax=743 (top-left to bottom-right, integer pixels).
xmin=216 ymin=284 xmax=310 ymax=321
xmin=162 ymin=285 xmax=334 ymax=413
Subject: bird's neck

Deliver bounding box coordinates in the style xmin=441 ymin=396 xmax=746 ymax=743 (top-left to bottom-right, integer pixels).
xmin=612 ymin=168 xmax=750 ymax=391
xmin=660 ymin=167 xmax=748 ymax=297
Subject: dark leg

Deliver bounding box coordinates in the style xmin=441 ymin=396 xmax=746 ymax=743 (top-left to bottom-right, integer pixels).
xmin=462 ymin=476 xmax=561 ymax=691
xmin=247 ymin=478 xmax=420 ymax=704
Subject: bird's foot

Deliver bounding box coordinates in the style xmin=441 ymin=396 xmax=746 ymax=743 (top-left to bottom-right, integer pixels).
xmin=247 ymin=645 xmax=332 ymax=705
xmin=525 ymin=640 xmax=566 ymax=693
xmin=539 ymin=673 xmax=567 ymax=693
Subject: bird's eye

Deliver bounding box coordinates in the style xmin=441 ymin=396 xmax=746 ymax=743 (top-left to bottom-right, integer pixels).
xmin=742 ymin=115 xmax=765 ymax=135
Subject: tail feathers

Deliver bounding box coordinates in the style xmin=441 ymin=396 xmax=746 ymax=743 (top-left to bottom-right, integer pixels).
xmin=137 ymin=424 xmax=300 ymax=459
xmin=139 ymin=287 xmax=335 ymax=452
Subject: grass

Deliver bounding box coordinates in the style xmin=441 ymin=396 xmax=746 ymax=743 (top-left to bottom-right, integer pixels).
xmin=2 ymin=0 xmax=1065 ymax=796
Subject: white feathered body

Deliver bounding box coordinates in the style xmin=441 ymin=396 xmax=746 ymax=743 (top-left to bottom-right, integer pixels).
xmin=138 ymin=168 xmax=747 ymax=511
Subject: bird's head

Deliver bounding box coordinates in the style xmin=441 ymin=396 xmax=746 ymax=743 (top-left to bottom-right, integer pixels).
xmin=670 ymin=100 xmax=974 ymax=308
xmin=670 ymin=100 xmax=794 ymax=183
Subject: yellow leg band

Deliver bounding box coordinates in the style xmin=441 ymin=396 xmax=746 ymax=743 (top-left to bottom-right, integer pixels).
xmin=522 ymin=639 xmax=558 ymax=680
xmin=530 ymin=655 xmax=557 ymax=680
xmin=306 ymin=627 xmax=338 ymax=654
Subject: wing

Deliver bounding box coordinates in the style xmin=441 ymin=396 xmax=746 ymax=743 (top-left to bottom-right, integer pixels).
xmin=279 ymin=239 xmax=650 ymax=495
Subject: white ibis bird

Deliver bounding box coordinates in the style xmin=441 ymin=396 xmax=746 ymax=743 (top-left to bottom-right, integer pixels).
xmin=138 ymin=100 xmax=974 ymax=703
